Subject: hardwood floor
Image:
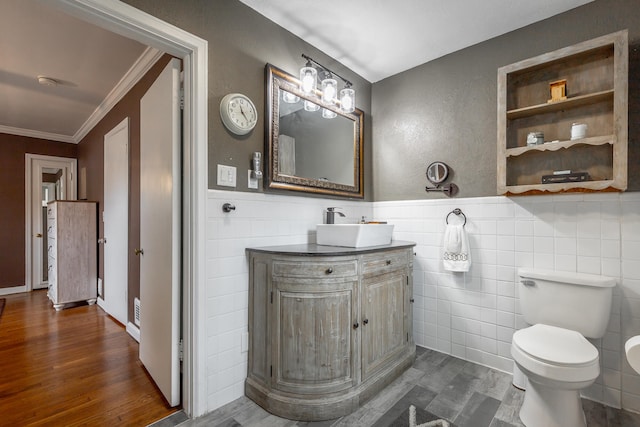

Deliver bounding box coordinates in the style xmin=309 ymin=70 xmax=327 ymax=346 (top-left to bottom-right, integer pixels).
xmin=0 ymin=290 xmax=177 ymax=426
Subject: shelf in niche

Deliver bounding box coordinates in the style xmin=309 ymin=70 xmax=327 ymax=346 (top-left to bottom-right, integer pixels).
xmin=506 ymin=135 xmax=614 ymax=157
xmin=505 ymin=180 xmax=616 ymax=195
xmin=506 ymin=90 xmax=614 ymax=120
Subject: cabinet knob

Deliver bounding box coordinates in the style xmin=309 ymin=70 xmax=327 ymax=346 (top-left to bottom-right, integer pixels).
xmin=35 ymin=233 xmax=43 ymax=238
xmin=386 ymin=260 xmax=391 ymax=265
xmin=326 ymin=267 xmax=333 ymax=274
xmin=410 ymin=298 xmax=415 ymax=303
xmin=353 ymin=322 xmax=359 ymax=329
xmin=363 ymin=319 xmax=369 ymax=325
xmin=135 ymin=248 xmax=144 ymax=256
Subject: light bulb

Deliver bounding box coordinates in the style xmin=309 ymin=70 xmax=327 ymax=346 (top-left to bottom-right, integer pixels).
xmin=299 ymin=66 xmax=317 ymax=94
xmin=304 ymin=100 xmax=320 ymax=112
xmin=321 ymin=78 xmax=337 ymax=104
xmin=322 ymin=108 xmax=337 ymax=119
xmin=282 ymin=91 xmax=299 ymax=103
xmin=340 ymin=88 xmax=355 ymax=113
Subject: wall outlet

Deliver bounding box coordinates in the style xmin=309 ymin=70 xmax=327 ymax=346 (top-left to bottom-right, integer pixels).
xmin=217 ymin=164 xmax=236 ymax=187
xmin=248 ymin=170 xmax=258 ymax=189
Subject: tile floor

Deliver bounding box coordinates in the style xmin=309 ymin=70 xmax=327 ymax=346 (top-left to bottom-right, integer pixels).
xmin=174 ymin=347 xmax=640 ymax=427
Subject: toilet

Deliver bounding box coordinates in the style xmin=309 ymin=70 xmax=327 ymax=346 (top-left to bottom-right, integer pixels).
xmin=511 ymin=268 xmax=615 ymax=427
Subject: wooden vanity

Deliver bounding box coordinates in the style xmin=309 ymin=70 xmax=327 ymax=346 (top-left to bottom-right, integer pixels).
xmin=246 ymin=241 xmax=416 ymax=421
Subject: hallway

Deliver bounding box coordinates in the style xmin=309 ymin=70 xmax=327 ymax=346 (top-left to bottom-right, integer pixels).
xmin=0 ymin=290 xmax=176 ymax=426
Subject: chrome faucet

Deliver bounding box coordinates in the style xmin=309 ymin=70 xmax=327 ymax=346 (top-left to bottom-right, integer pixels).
xmin=326 ymin=207 xmax=345 ymax=224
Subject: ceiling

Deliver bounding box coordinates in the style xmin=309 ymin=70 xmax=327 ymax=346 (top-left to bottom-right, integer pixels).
xmin=0 ymin=0 xmax=152 ymax=144
xmin=239 ymin=0 xmax=594 ymax=82
xmin=0 ymin=0 xmax=594 ymax=143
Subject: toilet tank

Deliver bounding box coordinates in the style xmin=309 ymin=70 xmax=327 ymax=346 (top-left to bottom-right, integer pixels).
xmin=518 ymin=268 xmax=616 ymax=338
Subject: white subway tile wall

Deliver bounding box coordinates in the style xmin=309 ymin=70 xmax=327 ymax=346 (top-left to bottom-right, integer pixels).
xmin=205 ymin=190 xmax=640 ymax=413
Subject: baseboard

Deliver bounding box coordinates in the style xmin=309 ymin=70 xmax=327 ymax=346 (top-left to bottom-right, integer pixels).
xmin=126 ymin=322 xmax=140 ymax=342
xmin=0 ymin=285 xmax=27 ymax=296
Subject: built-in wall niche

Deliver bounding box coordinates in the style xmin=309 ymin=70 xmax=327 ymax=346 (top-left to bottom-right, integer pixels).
xmin=497 ymin=30 xmax=628 ymax=195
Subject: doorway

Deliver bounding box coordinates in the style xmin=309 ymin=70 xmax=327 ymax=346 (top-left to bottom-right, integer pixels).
xmin=50 ymin=0 xmax=207 ymax=417
xmin=25 ymin=154 xmax=77 ymax=292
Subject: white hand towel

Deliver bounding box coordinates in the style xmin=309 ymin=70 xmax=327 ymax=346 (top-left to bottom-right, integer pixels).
xmin=443 ymin=224 xmax=471 ymax=272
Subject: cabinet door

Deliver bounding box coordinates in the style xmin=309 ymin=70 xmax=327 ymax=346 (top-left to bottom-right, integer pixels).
xmin=361 ymin=270 xmax=406 ymax=381
xmin=273 ymin=279 xmax=357 ymax=395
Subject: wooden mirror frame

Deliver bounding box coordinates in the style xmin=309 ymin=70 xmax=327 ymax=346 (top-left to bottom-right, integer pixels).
xmin=265 ymin=63 xmax=364 ymax=198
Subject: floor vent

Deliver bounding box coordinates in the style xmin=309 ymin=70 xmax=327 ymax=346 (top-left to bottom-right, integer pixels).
xmin=134 ymin=297 xmax=141 ymax=327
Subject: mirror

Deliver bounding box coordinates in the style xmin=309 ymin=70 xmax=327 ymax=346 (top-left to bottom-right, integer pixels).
xmin=426 ymin=161 xmax=449 ymax=185
xmin=265 ymin=63 xmax=364 ymax=198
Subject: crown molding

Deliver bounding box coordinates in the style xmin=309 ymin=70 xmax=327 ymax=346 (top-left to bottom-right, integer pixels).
xmin=0 ymin=125 xmax=75 ymax=144
xmin=73 ymin=46 xmax=163 ymax=143
xmin=0 ymin=46 xmax=163 ymax=145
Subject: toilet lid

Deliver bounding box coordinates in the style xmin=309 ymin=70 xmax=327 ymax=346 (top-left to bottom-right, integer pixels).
xmin=513 ymin=324 xmax=598 ymax=366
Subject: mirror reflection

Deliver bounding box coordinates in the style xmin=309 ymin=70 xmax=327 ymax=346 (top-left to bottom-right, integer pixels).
xmin=265 ymin=63 xmax=364 ymax=198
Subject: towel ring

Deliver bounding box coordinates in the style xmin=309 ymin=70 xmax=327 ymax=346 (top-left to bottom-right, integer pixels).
xmin=446 ymin=208 xmax=466 ymax=226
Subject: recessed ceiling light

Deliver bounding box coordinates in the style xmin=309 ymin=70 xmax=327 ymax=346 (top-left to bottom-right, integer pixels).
xmin=37 ymin=76 xmax=59 ymax=86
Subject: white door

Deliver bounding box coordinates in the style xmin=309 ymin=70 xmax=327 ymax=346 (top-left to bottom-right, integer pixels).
xmin=139 ymin=58 xmax=181 ymax=407
xmin=102 ymin=118 xmax=130 ymax=325
xmin=25 ymin=154 xmax=77 ymax=291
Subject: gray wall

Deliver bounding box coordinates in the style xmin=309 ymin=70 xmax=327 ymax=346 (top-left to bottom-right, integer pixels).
xmin=122 ymin=0 xmax=374 ymax=201
xmin=372 ymin=0 xmax=640 ymax=201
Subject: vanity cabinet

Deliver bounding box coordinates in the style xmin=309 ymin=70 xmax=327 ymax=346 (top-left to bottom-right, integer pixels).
xmin=497 ymin=30 xmax=628 ymax=195
xmin=47 ymin=200 xmax=97 ymax=310
xmin=246 ymin=242 xmax=415 ymax=421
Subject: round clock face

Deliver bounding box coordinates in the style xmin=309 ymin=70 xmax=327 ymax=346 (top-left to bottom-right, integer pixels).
xmin=220 ymin=93 xmax=258 ymax=135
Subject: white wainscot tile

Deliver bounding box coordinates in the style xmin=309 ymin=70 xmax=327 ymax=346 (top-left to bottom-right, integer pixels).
xmin=603 ymin=349 xmax=621 ymax=371
xmin=497 ymin=296 xmax=515 ymax=313
xmin=602 ymin=258 xmax=621 ymax=277
xmin=496 ymin=250 xmax=515 ymax=267
xmin=497 ymin=311 xmax=515 ymax=328
xmin=577 ymin=238 xmax=602 ymax=258
xmin=497 ymin=280 xmax=515 ymax=297
xmin=577 ymin=256 xmax=602 ymax=275
xmin=602 ymin=220 xmax=621 ymax=240
xmin=515 ymin=220 xmax=534 ymax=237
xmin=555 ymin=255 xmax=577 ymax=272
xmin=515 ymin=236 xmax=533 ymax=252
xmin=556 ymin=237 xmax=577 ymax=255
xmin=497 ymin=235 xmax=515 ymax=252
xmin=533 ymin=253 xmax=554 ymax=269
xmin=497 ymin=325 xmax=514 ymax=343
xmin=497 ymin=220 xmax=515 ymax=236
xmin=577 ymin=218 xmax=602 ymax=239
xmin=534 ymin=236 xmax=554 ymax=253
xmin=497 ymin=341 xmax=511 ymax=358
xmin=514 ymin=252 xmax=534 ymax=269
xmin=533 ymin=219 xmax=555 ymax=237
xmin=601 ymin=239 xmax=621 ymax=259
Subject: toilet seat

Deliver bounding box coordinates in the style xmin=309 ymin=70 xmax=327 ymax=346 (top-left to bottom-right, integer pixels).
xmin=512 ymin=324 xmax=599 ymax=383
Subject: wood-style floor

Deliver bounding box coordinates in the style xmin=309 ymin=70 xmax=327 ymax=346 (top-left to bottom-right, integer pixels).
xmin=0 ymin=290 xmax=177 ymax=426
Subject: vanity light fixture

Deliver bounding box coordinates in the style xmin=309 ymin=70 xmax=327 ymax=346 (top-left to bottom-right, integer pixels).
xmin=300 ymin=54 xmax=356 ymax=117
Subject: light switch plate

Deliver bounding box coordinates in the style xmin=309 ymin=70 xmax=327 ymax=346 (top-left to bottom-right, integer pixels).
xmin=248 ymin=170 xmax=258 ymax=189
xmin=217 ymin=164 xmax=236 ymax=187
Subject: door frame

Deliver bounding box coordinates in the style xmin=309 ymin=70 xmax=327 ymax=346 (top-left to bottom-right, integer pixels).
xmin=24 ymin=154 xmax=77 ymax=293
xmin=53 ymin=0 xmax=208 ymax=417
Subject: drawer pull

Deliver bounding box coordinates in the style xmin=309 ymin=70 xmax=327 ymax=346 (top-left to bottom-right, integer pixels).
xmin=363 ymin=319 xmax=369 ymax=325
xmin=326 ymin=267 xmax=333 ymax=274
xmin=353 ymin=322 xmax=359 ymax=329
xmin=386 ymin=260 xmax=392 ymax=265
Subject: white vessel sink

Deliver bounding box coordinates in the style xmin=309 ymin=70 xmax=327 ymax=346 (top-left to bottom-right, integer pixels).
xmin=316 ymin=224 xmax=394 ymax=248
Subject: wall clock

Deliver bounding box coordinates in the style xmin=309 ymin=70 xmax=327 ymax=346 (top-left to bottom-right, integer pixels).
xmin=220 ymin=93 xmax=258 ymax=135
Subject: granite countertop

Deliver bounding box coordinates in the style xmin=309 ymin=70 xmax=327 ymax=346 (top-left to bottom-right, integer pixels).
xmin=246 ymin=240 xmax=416 ymax=256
